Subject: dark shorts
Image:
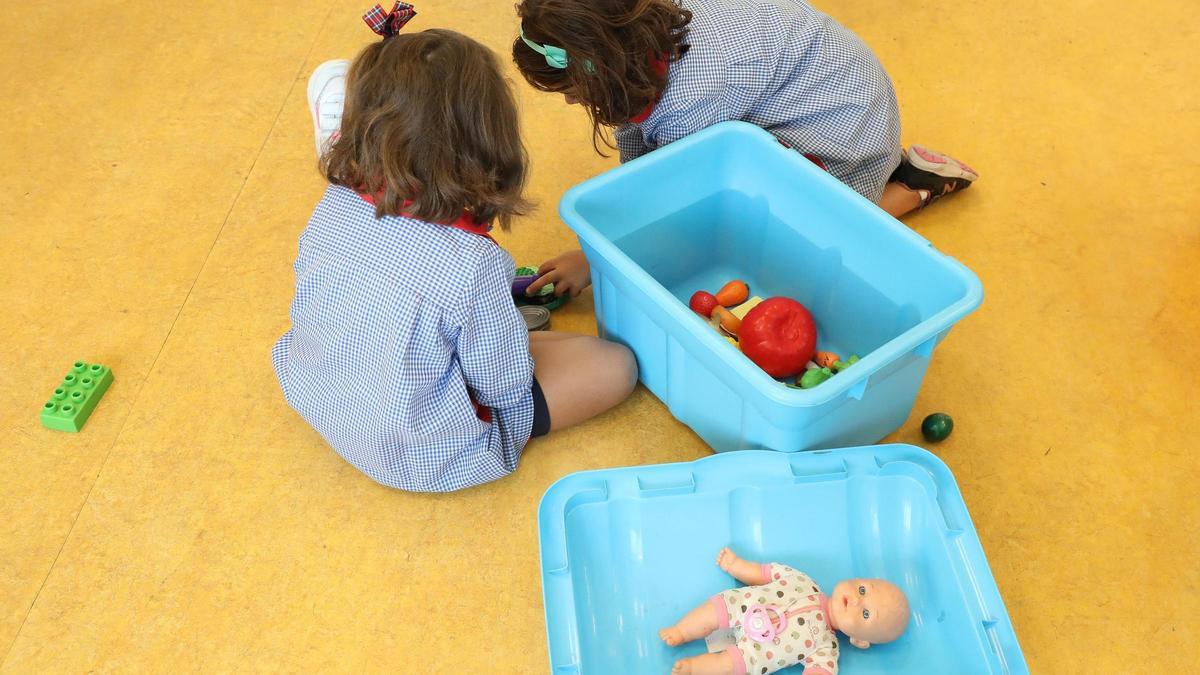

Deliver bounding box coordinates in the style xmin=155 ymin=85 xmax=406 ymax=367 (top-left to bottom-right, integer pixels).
xmin=530 ymin=375 xmax=551 ymax=438
xmin=468 ymin=377 xmax=550 ymax=436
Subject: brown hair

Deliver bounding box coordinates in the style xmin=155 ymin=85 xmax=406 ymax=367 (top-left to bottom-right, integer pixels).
xmin=323 ymin=29 xmax=530 ymax=230
xmin=513 ymin=0 xmax=691 ymax=153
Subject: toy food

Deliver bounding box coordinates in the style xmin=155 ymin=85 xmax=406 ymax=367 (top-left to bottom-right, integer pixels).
xmin=799 ymin=366 xmax=833 ymax=388
xmin=715 ymin=280 xmax=749 ymax=307
xmin=512 ymin=274 xmax=538 ymax=298
xmin=514 ymin=265 xmax=567 ymax=311
xmin=921 ymin=413 xmax=954 ymax=442
xmin=814 ymin=351 xmax=840 ymax=368
xmin=713 ymin=306 xmax=742 ymax=335
xmin=519 ymin=305 xmax=550 ymax=331
xmin=738 ymin=297 xmax=817 ymax=378
xmin=730 ymin=295 xmax=764 ymax=320
xmin=831 ymin=354 xmax=859 ymax=373
xmin=689 ymin=291 xmax=720 ymax=318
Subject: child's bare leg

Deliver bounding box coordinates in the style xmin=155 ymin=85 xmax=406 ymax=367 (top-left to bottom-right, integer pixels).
xmin=659 ymin=599 xmax=720 ymax=646
xmin=529 ymin=333 xmax=637 ymax=430
xmin=528 ymin=330 xmax=579 ymax=343
xmin=878 ymin=182 xmax=923 ymax=219
xmin=672 ymin=652 xmax=735 ymax=675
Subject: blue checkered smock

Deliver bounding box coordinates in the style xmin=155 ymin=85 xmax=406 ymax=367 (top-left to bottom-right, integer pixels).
xmin=615 ymin=0 xmax=902 ymax=202
xmin=272 ymin=185 xmax=535 ymax=492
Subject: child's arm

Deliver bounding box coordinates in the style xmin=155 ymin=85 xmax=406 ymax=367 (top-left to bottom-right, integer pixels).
xmin=615 ymin=123 xmax=651 ymax=163
xmin=716 ymin=547 xmax=772 ymax=586
xmin=455 ymin=247 xmax=539 ymax=449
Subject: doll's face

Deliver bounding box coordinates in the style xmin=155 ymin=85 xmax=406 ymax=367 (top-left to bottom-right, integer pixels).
xmin=830 ymin=579 xmax=910 ymax=649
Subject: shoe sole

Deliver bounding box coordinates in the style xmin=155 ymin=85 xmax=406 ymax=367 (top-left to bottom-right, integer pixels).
xmin=307 ymin=60 xmax=350 ymax=157
xmin=907 ymin=145 xmax=979 ymax=182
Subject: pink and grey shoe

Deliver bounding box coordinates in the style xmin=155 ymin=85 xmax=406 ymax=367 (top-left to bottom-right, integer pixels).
xmin=308 ymin=59 xmax=349 ymax=158
xmin=891 ymin=145 xmax=979 ymax=208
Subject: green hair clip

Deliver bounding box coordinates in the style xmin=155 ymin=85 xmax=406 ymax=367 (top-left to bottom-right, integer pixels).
xmin=519 ymin=27 xmax=594 ymax=72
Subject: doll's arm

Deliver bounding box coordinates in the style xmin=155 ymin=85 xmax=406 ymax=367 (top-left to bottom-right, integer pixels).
xmin=716 ymin=547 xmax=772 ymax=586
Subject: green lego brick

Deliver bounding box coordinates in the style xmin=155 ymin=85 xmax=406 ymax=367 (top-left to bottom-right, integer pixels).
xmin=40 ymin=361 xmax=114 ymax=432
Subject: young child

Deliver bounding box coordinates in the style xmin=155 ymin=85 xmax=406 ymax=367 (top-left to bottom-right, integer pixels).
xmin=511 ymin=0 xmax=979 ymax=298
xmin=273 ymin=8 xmax=637 ymax=492
xmin=659 ymin=547 xmax=909 ymax=674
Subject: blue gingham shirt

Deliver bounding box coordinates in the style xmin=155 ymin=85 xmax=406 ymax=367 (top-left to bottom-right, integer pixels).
xmin=272 ymin=185 xmax=535 ymax=492
xmin=616 ymin=0 xmax=902 ymax=202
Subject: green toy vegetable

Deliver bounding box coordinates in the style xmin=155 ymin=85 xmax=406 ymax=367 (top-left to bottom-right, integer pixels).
xmin=921 ymin=413 xmax=954 ymax=442
xmin=831 ymin=354 xmax=859 ymax=373
xmin=798 ymin=367 xmax=833 ymax=389
xmin=515 ymin=265 xmax=567 ymax=311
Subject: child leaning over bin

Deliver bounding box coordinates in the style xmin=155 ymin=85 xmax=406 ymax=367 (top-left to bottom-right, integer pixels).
xmin=274 ymin=8 xmax=636 ymax=492
xmin=513 ymin=0 xmax=978 ymax=298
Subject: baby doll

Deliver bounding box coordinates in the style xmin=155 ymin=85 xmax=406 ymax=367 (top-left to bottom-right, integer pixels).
xmin=659 ymin=548 xmax=909 ymax=675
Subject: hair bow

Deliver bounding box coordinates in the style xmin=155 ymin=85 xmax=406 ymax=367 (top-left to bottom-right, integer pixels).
xmin=519 ymin=26 xmax=568 ymax=69
xmin=519 ymin=26 xmax=594 ymax=72
xmin=363 ymin=2 xmax=417 ymax=38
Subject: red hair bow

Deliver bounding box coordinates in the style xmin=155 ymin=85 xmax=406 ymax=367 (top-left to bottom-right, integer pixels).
xmin=363 ymin=2 xmax=416 ymax=38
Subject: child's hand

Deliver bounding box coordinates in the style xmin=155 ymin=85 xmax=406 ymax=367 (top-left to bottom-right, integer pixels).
xmin=527 ymin=249 xmax=591 ymax=298
xmin=716 ymin=547 xmax=741 ymax=572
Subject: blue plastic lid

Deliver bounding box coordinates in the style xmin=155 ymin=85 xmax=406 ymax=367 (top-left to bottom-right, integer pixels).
xmin=538 ymin=444 xmax=1027 ymax=674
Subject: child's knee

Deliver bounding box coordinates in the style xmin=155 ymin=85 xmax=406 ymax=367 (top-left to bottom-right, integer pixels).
xmin=607 ymin=342 xmax=638 ymax=395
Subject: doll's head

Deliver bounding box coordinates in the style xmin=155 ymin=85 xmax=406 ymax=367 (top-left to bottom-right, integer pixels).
xmin=829 ymin=579 xmax=910 ymax=649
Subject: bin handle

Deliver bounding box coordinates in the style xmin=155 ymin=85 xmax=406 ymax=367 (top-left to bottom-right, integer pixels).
xmin=914 ymin=335 xmax=938 ymax=359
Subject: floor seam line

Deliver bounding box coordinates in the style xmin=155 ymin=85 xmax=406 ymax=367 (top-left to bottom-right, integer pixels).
xmin=0 ymin=6 xmax=335 ymax=665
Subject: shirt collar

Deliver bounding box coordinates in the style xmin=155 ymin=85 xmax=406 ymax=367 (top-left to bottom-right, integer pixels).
xmin=628 ymin=53 xmax=671 ymax=124
xmin=357 ymin=191 xmax=494 ymax=241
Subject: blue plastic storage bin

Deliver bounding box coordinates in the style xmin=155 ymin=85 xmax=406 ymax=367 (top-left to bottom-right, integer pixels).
xmin=559 ymin=122 xmax=983 ymax=452
xmin=538 ymin=444 xmax=1026 ymax=674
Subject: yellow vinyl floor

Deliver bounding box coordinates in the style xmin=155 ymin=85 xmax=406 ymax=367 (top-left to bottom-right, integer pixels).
xmin=1 ymin=0 xmax=1197 ymax=672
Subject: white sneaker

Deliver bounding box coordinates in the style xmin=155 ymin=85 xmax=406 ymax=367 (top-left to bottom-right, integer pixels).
xmin=307 ymin=59 xmax=349 ymax=158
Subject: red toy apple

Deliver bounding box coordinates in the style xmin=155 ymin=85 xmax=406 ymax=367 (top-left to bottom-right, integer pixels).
xmin=689 ymin=291 xmax=720 ymax=318
xmin=739 ymin=297 xmax=817 ymax=378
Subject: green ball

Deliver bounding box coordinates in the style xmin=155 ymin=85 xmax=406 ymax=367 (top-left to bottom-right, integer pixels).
xmin=921 ymin=413 xmax=954 ymax=442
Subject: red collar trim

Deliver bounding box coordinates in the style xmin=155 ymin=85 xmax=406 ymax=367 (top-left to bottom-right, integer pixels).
xmin=357 ymin=191 xmax=494 ymax=242
xmin=628 ymin=53 xmax=670 ymax=124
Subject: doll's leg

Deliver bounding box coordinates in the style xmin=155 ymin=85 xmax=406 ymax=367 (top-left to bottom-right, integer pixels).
xmin=671 ymin=651 xmax=736 ymax=675
xmin=659 ymin=597 xmax=723 ymax=646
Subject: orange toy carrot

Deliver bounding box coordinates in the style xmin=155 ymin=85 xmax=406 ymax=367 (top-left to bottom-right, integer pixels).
xmin=713 ymin=306 xmax=743 ymax=335
xmin=814 ymin=351 xmax=840 ymax=369
xmin=715 ymin=280 xmax=749 ymax=307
